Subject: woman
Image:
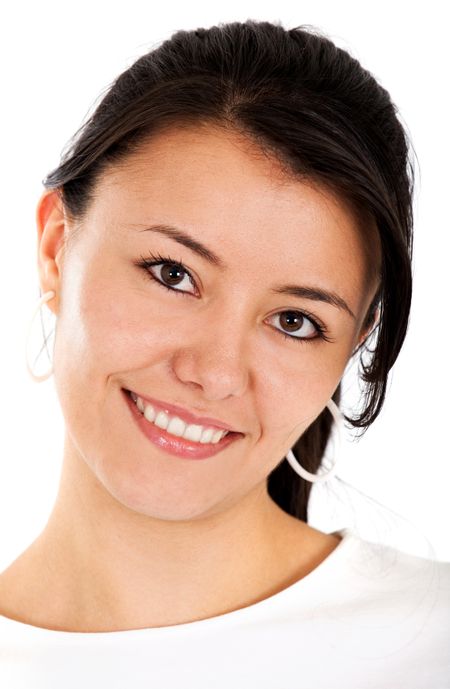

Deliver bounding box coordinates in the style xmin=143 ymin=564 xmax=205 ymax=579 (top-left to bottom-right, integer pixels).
xmin=0 ymin=19 xmax=448 ymax=688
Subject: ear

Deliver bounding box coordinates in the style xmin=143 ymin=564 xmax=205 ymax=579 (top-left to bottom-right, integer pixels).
xmin=36 ymin=189 xmax=67 ymax=316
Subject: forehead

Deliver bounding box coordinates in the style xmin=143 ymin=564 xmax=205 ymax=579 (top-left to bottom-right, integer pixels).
xmin=94 ymin=125 xmax=380 ymax=295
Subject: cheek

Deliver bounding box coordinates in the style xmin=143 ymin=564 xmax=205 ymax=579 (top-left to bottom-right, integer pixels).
xmin=260 ymin=374 xmax=327 ymax=442
xmin=54 ymin=266 xmax=177 ymax=382
xmin=257 ymin=345 xmax=348 ymax=451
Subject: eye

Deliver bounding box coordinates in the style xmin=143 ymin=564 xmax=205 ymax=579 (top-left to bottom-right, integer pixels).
xmin=267 ymin=310 xmax=330 ymax=344
xmin=136 ymin=253 xmax=197 ymax=295
xmin=135 ymin=253 xmax=333 ymax=345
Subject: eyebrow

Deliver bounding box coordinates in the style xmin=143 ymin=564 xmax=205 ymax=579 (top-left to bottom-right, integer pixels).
xmin=137 ymin=223 xmax=356 ymax=320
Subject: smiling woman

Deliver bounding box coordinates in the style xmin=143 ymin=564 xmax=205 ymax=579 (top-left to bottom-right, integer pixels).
xmin=0 ymin=18 xmax=449 ymax=689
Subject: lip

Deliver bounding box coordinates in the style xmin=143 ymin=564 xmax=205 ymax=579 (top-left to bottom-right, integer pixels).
xmin=122 ymin=388 xmax=243 ymax=460
xmin=125 ymin=388 xmax=239 ymax=433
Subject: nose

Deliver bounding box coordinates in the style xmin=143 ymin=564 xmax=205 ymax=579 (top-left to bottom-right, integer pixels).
xmin=169 ymin=307 xmax=251 ymax=401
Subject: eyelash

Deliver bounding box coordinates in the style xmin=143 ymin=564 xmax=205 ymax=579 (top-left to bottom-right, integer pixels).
xmin=135 ymin=252 xmax=333 ymax=345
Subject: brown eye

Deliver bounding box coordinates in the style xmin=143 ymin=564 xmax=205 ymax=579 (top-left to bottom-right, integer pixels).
xmin=269 ymin=310 xmax=320 ymax=342
xmin=160 ymin=263 xmax=186 ymax=286
xmin=136 ymin=253 xmax=331 ymax=344
xmin=280 ymin=311 xmax=306 ymax=332
xmin=137 ymin=254 xmax=197 ymax=295
xmin=151 ymin=262 xmax=196 ymax=294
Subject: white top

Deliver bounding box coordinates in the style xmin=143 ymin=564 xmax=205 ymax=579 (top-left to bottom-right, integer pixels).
xmin=0 ymin=527 xmax=449 ymax=689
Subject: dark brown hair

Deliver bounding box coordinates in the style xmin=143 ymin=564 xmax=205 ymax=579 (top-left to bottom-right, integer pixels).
xmin=42 ymin=20 xmax=415 ymax=522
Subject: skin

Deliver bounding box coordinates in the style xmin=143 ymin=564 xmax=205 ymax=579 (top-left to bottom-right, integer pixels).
xmin=0 ymin=124 xmax=381 ymax=632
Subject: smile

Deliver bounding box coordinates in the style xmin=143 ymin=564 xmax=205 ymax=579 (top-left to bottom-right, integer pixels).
xmin=122 ymin=389 xmax=243 ymax=460
xmin=130 ymin=390 xmax=229 ymax=444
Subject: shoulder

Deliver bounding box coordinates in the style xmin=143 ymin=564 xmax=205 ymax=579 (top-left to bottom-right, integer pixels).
xmin=340 ymin=529 xmax=450 ymax=600
xmin=288 ymin=532 xmax=450 ymax=684
xmin=345 ymin=530 xmax=450 ymax=587
xmin=329 ymin=530 xmax=450 ymax=655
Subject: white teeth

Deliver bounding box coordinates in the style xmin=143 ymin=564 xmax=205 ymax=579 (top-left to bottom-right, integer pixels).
xmin=166 ymin=416 xmax=187 ymax=438
xmin=143 ymin=403 xmax=156 ymax=422
xmin=131 ymin=393 xmax=230 ymax=444
xmin=199 ymin=428 xmax=214 ymax=444
xmin=153 ymin=410 xmax=169 ymax=430
xmin=183 ymin=424 xmax=204 ymax=442
xmin=211 ymin=428 xmax=224 ymax=443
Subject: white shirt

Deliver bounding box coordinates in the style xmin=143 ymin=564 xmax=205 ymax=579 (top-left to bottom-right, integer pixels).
xmin=0 ymin=527 xmax=449 ymax=689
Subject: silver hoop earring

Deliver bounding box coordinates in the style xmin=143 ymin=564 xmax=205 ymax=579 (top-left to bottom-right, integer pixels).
xmin=285 ymin=398 xmax=343 ymax=483
xmin=25 ymin=290 xmax=56 ymax=382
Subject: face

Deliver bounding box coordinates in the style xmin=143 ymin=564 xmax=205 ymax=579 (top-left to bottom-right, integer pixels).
xmin=37 ymin=125 xmax=380 ymax=522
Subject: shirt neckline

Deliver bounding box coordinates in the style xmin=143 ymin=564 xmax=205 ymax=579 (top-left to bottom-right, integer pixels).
xmin=0 ymin=526 xmax=356 ymax=637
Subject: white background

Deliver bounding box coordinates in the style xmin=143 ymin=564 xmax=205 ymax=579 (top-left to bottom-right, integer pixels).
xmin=0 ymin=0 xmax=448 ymax=569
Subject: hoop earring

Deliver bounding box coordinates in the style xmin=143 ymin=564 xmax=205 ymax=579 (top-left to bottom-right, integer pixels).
xmin=25 ymin=290 xmax=56 ymax=382
xmin=285 ymin=398 xmax=343 ymax=483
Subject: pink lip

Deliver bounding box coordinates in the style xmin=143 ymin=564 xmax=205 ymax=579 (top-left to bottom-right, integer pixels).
xmin=126 ymin=388 xmax=239 ymax=433
xmin=122 ymin=389 xmax=243 ymax=460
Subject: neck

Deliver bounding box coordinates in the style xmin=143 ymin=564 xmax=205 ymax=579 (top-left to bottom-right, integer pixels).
xmin=10 ymin=434 xmax=317 ymax=632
